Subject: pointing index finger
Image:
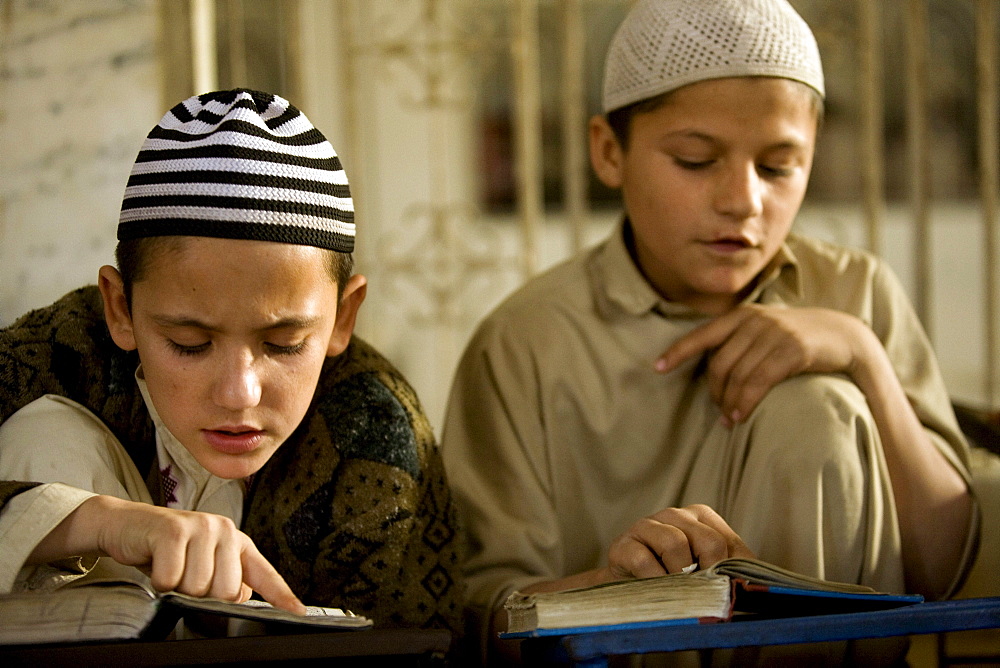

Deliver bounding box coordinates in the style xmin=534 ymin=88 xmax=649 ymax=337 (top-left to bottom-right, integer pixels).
xmin=241 ymin=545 xmax=306 ymax=615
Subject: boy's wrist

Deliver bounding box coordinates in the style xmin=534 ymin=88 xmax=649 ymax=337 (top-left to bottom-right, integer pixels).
xmin=69 ymin=495 xmax=117 ymax=559
xmin=28 ymin=493 xmax=108 ymax=564
xmin=844 ymin=322 xmax=890 ymax=396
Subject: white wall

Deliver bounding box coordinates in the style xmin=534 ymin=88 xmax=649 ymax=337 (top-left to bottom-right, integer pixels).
xmin=0 ymin=0 xmax=161 ymax=324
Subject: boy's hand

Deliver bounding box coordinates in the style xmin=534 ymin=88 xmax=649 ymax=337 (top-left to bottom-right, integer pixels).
xmin=35 ymin=495 xmax=305 ymax=614
xmin=655 ymin=304 xmax=874 ymax=426
xmin=606 ymin=504 xmax=755 ymax=579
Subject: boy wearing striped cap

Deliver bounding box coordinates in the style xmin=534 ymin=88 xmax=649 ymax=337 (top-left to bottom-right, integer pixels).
xmin=0 ymin=89 xmax=462 ymax=632
xmin=441 ymin=0 xmax=977 ymax=662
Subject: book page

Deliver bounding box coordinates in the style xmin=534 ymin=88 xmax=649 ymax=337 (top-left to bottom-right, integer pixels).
xmin=161 ymin=593 xmax=373 ymax=629
xmin=505 ymin=571 xmax=732 ymax=632
xmin=710 ymin=558 xmax=877 ymax=594
xmin=238 ymin=598 xmax=358 ymax=618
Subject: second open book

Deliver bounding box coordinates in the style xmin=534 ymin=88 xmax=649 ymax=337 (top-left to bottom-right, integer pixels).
xmin=502 ymin=557 xmax=923 ymax=637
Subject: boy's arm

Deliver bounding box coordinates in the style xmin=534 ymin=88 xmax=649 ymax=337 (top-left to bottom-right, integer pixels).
xmin=0 ymin=482 xmax=97 ymax=592
xmin=0 ymin=396 xmax=303 ymax=612
xmin=657 ymin=303 xmax=972 ymax=599
xmin=848 ymin=326 xmax=973 ymax=599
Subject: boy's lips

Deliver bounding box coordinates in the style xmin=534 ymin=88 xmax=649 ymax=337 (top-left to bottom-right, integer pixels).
xmin=703 ymin=233 xmax=758 ymax=255
xmin=202 ymin=426 xmax=266 ymax=454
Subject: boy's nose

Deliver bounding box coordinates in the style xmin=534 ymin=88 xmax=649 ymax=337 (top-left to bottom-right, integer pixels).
xmin=715 ymin=163 xmax=763 ymax=220
xmin=214 ymin=351 xmax=263 ymax=410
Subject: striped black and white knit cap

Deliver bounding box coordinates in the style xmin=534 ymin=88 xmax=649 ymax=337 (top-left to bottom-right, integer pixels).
xmin=118 ymin=89 xmax=354 ymax=253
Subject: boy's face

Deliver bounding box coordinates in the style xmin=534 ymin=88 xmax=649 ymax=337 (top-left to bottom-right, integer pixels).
xmin=590 ymin=77 xmax=818 ymax=315
xmin=99 ymin=238 xmax=365 ymax=480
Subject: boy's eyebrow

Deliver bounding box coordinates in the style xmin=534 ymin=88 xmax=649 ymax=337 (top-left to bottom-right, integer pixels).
xmin=150 ymin=314 xmax=323 ymax=332
xmin=665 ymin=130 xmax=809 ymax=151
xmin=664 ymin=130 xmax=717 ymax=142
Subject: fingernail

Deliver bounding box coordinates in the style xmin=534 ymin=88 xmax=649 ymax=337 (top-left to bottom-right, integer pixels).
xmin=654 ymin=359 xmax=668 ymax=372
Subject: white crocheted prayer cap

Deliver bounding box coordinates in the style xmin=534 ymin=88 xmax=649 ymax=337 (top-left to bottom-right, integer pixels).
xmin=119 ymin=89 xmax=355 ymax=253
xmin=602 ymin=0 xmax=825 ymax=113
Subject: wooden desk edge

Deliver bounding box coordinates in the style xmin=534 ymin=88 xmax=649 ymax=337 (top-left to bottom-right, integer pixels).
xmin=0 ymin=627 xmax=453 ymax=667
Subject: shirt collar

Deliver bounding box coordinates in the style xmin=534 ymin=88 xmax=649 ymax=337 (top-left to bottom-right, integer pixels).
xmin=590 ymin=220 xmax=668 ymax=318
xmin=753 ymin=236 xmax=803 ymax=304
xmin=590 ymin=219 xmax=803 ymax=318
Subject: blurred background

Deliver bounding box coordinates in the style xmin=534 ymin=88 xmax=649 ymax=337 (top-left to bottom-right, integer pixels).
xmin=2 ymin=0 xmax=998 ymax=435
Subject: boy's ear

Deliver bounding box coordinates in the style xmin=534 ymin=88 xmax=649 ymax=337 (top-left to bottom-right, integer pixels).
xmin=97 ymin=265 xmax=138 ymax=351
xmin=589 ymin=114 xmax=625 ymax=189
xmin=327 ymin=274 xmax=367 ymax=357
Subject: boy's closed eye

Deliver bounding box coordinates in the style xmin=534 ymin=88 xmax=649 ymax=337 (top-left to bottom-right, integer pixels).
xmin=670 ymin=157 xmax=793 ymax=179
xmin=758 ymin=164 xmax=794 ymax=178
xmin=263 ymin=341 xmax=308 ymax=356
xmin=168 ymin=339 xmax=211 ymax=356
xmin=166 ymin=338 xmax=311 ymax=357
xmin=673 ymin=157 xmax=715 ymax=170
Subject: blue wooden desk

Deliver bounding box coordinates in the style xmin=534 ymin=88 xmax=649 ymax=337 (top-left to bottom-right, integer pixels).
xmin=517 ymin=597 xmax=1000 ymax=667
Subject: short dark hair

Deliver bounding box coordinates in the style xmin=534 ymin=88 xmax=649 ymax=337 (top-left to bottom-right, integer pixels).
xmin=115 ymin=237 xmax=353 ymax=310
xmin=605 ymin=81 xmax=825 ymax=150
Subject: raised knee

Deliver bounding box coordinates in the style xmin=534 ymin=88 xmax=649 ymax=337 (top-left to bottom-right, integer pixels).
xmin=745 ymin=374 xmax=875 ymax=471
xmin=757 ymin=374 xmax=868 ymax=423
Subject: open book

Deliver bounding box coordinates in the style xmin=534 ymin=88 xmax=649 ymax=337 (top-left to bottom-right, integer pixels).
xmin=0 ymin=581 xmax=372 ymax=646
xmin=502 ymin=557 xmax=923 ymax=637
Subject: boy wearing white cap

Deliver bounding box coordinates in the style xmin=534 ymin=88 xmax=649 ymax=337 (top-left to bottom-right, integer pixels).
xmin=0 ymin=89 xmax=462 ymax=632
xmin=441 ymin=0 xmax=978 ymax=660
